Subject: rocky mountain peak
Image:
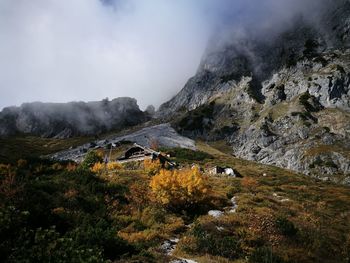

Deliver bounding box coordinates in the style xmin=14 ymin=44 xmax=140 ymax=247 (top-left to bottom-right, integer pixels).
xmin=157 ymin=0 xmax=350 ymax=183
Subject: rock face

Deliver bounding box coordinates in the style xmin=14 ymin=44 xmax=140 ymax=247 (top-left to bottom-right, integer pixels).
xmin=158 ymin=0 xmax=350 ymax=183
xmin=0 ymin=98 xmax=149 ymax=138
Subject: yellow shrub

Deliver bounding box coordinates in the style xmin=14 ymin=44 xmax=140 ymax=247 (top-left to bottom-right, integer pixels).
xmin=149 ymin=167 xmax=209 ymax=208
xmin=107 ymin=161 xmax=123 ymax=171
xmin=91 ymin=161 xmax=122 ymax=175
xmin=90 ymin=162 xmax=105 ymax=174
xmin=144 ymin=159 xmax=162 ymax=175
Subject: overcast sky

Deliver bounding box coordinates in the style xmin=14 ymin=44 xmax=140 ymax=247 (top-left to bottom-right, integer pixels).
xmin=0 ymin=0 xmax=323 ymax=110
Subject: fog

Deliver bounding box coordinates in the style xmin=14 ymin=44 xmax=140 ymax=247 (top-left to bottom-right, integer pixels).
xmin=0 ymin=0 xmax=327 ymax=110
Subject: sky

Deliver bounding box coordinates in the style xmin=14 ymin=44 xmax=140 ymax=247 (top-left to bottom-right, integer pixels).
xmin=0 ymin=0 xmax=324 ymax=110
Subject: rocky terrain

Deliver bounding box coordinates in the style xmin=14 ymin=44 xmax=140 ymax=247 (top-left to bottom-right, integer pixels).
xmin=49 ymin=123 xmax=196 ymax=162
xmin=158 ymin=0 xmax=350 ymax=183
xmin=0 ymin=97 xmax=149 ymax=138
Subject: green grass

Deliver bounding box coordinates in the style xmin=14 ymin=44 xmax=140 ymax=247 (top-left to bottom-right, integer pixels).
xmin=159 ymin=147 xmax=214 ymax=163
xmin=0 ymin=136 xmax=93 ymax=163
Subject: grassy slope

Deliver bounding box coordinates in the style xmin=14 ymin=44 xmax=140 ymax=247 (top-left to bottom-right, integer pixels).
xmin=1 ymin=136 xmax=350 ymax=262
xmin=0 ymin=120 xmax=162 ymax=164
xmin=174 ymin=142 xmax=350 ymax=262
xmin=0 ymin=136 xmax=94 ymax=163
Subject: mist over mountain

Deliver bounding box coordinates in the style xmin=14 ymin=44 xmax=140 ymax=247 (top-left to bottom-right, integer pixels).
xmin=0 ymin=0 xmax=339 ymax=110
xmin=158 ymin=0 xmax=350 ymax=183
xmin=0 ymin=0 xmax=349 ymax=181
xmin=0 ymin=98 xmax=149 ymax=138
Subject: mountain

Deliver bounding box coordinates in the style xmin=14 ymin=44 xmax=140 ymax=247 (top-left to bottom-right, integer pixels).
xmin=0 ymin=97 xmax=149 ymax=138
xmin=158 ymin=0 xmax=350 ymax=183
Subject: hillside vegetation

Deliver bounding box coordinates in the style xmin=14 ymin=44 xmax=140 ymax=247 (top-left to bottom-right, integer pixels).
xmin=1 ymin=142 xmax=350 ymax=262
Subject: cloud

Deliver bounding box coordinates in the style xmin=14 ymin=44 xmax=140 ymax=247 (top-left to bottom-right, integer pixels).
xmin=0 ymin=0 xmax=211 ymax=110
xmin=0 ymin=0 xmax=328 ymax=110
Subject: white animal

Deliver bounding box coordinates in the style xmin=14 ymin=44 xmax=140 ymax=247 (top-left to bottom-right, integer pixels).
xmin=224 ymin=168 xmax=235 ymax=176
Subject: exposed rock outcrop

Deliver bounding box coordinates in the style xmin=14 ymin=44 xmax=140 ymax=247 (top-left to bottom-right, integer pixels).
xmin=49 ymin=123 xmax=196 ymax=162
xmin=157 ymin=0 xmax=350 ymax=183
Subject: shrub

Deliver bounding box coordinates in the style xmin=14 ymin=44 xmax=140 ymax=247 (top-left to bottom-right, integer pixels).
xmin=127 ymin=182 xmax=151 ymax=212
xmin=144 ymin=159 xmax=162 ymax=176
xmin=81 ymin=151 xmax=103 ymax=170
xmin=12 ymin=226 xmax=105 ymax=263
xmin=249 ymin=247 xmax=285 ymax=263
xmin=106 ymin=161 xmax=123 ymax=171
xmin=149 ymin=167 xmax=209 ymax=209
xmin=122 ymin=161 xmax=142 ymax=170
xmin=275 ymin=216 xmax=298 ymax=237
xmin=186 ymin=223 xmax=244 ymax=260
xmin=91 ymin=162 xmax=105 ymax=174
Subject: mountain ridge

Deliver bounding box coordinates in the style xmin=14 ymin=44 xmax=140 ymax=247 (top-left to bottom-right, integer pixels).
xmin=0 ymin=97 xmax=150 ymax=138
xmin=157 ymin=0 xmax=350 ymax=183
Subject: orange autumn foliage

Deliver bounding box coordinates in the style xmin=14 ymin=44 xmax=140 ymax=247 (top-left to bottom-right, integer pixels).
xmin=144 ymin=159 xmax=162 ymax=176
xmin=90 ymin=162 xmax=105 ymax=174
xmin=91 ymin=161 xmax=122 ymax=175
xmin=149 ymin=167 xmax=209 ymax=208
xmin=107 ymin=161 xmax=123 ymax=171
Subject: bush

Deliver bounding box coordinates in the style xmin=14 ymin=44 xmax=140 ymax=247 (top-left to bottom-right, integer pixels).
xmin=107 ymin=161 xmax=123 ymax=171
xmin=81 ymin=151 xmax=103 ymax=170
xmin=250 ymin=247 xmax=285 ymax=263
xmin=275 ymin=216 xmax=298 ymax=237
xmin=127 ymin=181 xmax=151 ymax=212
xmin=149 ymin=167 xmax=209 ymax=209
xmin=144 ymin=159 xmax=162 ymax=176
xmin=91 ymin=162 xmax=105 ymax=174
xmin=186 ymin=223 xmax=243 ymax=260
xmin=91 ymin=161 xmax=122 ymax=175
xmin=12 ymin=226 xmax=105 ymax=263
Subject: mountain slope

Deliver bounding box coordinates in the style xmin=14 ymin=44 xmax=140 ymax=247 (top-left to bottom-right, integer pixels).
xmin=158 ymin=0 xmax=350 ymax=183
xmin=0 ymin=97 xmax=149 ymax=138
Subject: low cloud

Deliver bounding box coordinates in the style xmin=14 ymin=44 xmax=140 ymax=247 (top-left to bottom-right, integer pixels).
xmin=0 ymin=0 xmax=329 ymax=110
